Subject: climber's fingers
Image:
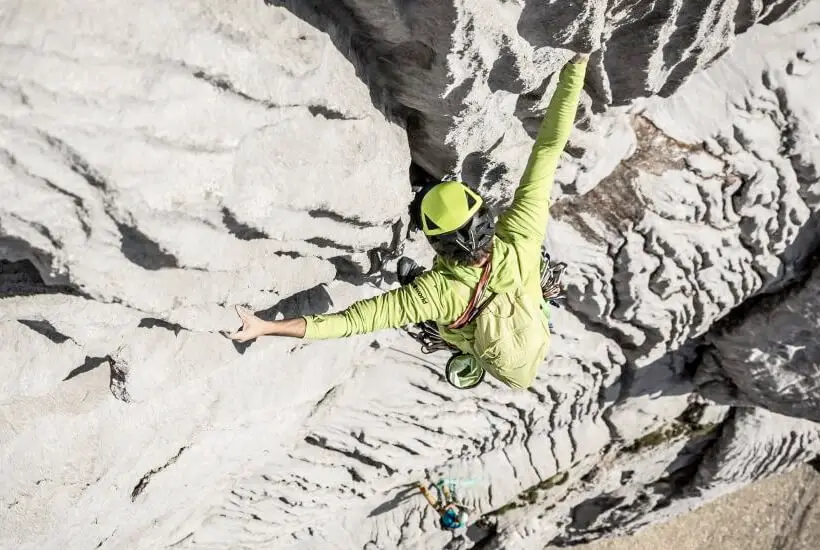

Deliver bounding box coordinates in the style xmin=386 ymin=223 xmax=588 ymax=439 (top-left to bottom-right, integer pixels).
xmin=228 ymin=329 xmax=255 ymax=343
xmin=236 ymin=305 xmax=261 ymax=332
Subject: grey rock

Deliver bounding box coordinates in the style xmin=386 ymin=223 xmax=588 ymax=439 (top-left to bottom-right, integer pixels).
xmin=0 ymin=0 xmax=409 ymax=317
xmin=0 ymin=1 xmax=819 ymax=550
xmin=268 ymin=0 xmax=812 ymax=182
xmin=697 ymin=263 xmax=820 ymax=421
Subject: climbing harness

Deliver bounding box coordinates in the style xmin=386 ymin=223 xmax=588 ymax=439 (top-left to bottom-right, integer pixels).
xmin=402 ymin=249 xmax=567 ymax=386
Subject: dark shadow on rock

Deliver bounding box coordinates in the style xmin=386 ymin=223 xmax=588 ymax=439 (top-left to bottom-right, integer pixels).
xmin=305 ymin=237 xmax=356 ymax=253
xmin=759 ymin=0 xmax=809 ymax=25
xmin=620 ymin=339 xmax=705 ymax=402
xmin=307 ymin=104 xmax=350 ymax=120
xmin=367 ymin=485 xmax=418 ymax=517
xmin=461 ymin=151 xmax=490 ymax=188
xmin=568 ymin=494 xmax=626 ymax=531
xmin=0 ymin=253 xmax=90 ymax=299
xmin=487 ymin=41 xmax=524 ymax=94
xmin=221 ymin=207 xmax=269 ymax=240
xmin=483 ymin=165 xmax=510 ymax=198
xmin=307 ymin=208 xmax=373 ymax=229
xmin=660 ymin=414 xmax=724 ymax=483
xmin=28 ymin=221 xmax=62 ymax=250
xmin=408 ymin=163 xmax=439 ymax=232
xmin=410 ymin=161 xmax=439 ymax=190
xmin=261 ymin=0 xmax=463 ymax=178
xmin=461 ymin=136 xmax=504 ymax=189
xmin=41 ymin=133 xmax=107 ymax=190
xmin=809 ymin=455 xmax=820 ymax=474
xmin=304 ymin=433 xmax=397 ymax=474
xmin=17 ymin=319 xmax=72 ymax=344
xmin=225 ymin=285 xmax=335 ymax=355
xmin=518 ymin=1 xmax=598 ymax=52
xmin=274 ymin=250 xmax=302 ymax=259
xmin=64 ymin=355 xmax=111 ymax=381
xmin=330 ymin=251 xmax=400 ymax=287
xmin=655 ymin=0 xmax=714 ymax=98
xmin=734 ymin=0 xmax=760 ymax=34
xmin=228 ymin=337 xmax=253 ymax=355
xmin=462 ymin=517 xmax=499 ymax=549
xmin=261 ymin=0 xmax=409 ymax=127
xmin=597 ymin=0 xmax=692 ymax=106
xmin=328 ymin=219 xmax=405 ymax=287
xmin=256 ymin=284 xmax=334 ymax=321
xmin=514 ymin=77 xmax=551 ymax=140
xmin=116 ymin=221 xmax=179 ymax=271
xmin=657 ymin=55 xmax=700 ymax=98
xmin=138 ymin=317 xmax=185 ymax=336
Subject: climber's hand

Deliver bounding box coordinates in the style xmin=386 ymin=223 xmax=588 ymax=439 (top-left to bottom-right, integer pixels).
xmin=228 ymin=305 xmax=267 ymax=342
xmin=570 ymin=52 xmax=589 ymax=64
xmin=225 ymin=306 xmax=308 ymax=341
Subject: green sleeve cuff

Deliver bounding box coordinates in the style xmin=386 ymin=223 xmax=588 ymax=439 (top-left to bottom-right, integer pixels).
xmin=303 ymin=314 xmax=351 ymax=339
xmin=561 ymin=58 xmax=588 ymax=84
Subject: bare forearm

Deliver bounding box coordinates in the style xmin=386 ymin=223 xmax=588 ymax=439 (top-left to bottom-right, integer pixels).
xmin=261 ymin=318 xmax=307 ymax=338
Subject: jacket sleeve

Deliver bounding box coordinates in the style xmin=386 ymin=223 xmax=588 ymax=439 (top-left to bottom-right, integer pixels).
xmin=496 ymin=58 xmax=587 ymax=244
xmin=302 ymin=271 xmax=460 ymax=339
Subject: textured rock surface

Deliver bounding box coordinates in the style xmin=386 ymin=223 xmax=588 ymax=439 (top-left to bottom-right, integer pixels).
xmin=1 ymin=1 xmax=819 ymax=550
xmin=268 ymin=0 xmax=811 ymax=180
xmin=696 ymin=263 xmax=820 ymax=421
xmin=0 ymin=0 xmax=410 ymax=316
xmin=559 ymin=464 xmax=820 ymax=550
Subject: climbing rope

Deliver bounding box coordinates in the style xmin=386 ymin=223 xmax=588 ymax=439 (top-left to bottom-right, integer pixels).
xmin=540 ymin=250 xmax=567 ymax=305
xmin=404 ymin=321 xmax=458 ymax=354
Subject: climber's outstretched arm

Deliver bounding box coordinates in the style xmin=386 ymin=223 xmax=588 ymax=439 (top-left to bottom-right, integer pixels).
xmin=228 ymin=271 xmax=462 ymax=341
xmin=302 ymin=271 xmax=461 ymax=339
xmin=496 ymin=53 xmax=588 ymax=245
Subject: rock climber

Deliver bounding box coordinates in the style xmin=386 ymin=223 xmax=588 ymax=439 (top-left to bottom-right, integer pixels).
xmin=417 ymin=479 xmax=470 ymax=531
xmin=228 ymin=52 xmax=589 ymax=390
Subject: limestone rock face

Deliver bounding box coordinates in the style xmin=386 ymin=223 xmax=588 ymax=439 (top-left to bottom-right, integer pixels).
xmin=270 ymin=0 xmax=811 ymax=180
xmin=697 ymin=264 xmax=820 ymax=422
xmin=0 ymin=0 xmax=410 ymax=316
xmin=1 ymin=1 xmax=819 ymax=550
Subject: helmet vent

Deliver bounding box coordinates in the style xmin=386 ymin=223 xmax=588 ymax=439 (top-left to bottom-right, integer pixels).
xmin=424 ymin=214 xmax=440 ymax=232
xmin=465 ymin=191 xmax=477 ymax=210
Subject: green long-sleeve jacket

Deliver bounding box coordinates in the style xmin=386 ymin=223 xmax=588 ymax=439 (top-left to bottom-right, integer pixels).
xmin=303 ymin=59 xmax=588 ymax=371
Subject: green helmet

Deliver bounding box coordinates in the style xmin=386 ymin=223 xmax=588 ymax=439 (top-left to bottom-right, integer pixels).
xmin=420 ymin=181 xmax=484 ymax=236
